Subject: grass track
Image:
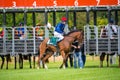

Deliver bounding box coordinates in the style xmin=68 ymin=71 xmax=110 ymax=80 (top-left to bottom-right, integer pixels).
xmin=0 ymin=55 xmax=120 ymax=80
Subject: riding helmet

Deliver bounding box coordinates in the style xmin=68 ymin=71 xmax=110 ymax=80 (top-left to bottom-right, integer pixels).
xmin=61 ymin=17 xmax=67 ymax=22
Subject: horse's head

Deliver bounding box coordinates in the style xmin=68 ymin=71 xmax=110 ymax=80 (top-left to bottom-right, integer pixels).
xmin=75 ymin=30 xmax=84 ymax=43
xmin=66 ymin=29 xmax=84 ymax=43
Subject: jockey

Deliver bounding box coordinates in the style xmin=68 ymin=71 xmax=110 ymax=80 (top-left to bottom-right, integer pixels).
xmin=54 ymin=16 xmax=67 ymax=41
xmin=105 ymin=19 xmax=118 ymax=39
xmin=105 ymin=19 xmax=118 ymax=65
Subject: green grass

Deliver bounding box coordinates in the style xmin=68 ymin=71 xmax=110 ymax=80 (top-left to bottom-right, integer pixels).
xmin=0 ymin=55 xmax=120 ymax=80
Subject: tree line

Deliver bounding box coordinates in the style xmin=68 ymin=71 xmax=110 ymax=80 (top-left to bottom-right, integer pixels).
xmin=0 ymin=11 xmax=120 ymax=29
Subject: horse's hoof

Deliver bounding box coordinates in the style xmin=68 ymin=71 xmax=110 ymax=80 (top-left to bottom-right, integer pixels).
xmin=45 ymin=67 xmax=48 ymax=69
xmin=19 ymin=67 xmax=23 ymax=69
xmin=59 ymin=66 xmax=62 ymax=69
xmin=63 ymin=65 xmax=66 ymax=69
xmin=44 ymin=64 xmax=48 ymax=69
xmin=99 ymin=65 xmax=103 ymax=68
xmin=30 ymin=66 xmax=32 ymax=69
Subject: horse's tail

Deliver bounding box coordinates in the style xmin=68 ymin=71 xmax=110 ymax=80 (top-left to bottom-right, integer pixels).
xmin=39 ymin=38 xmax=49 ymax=55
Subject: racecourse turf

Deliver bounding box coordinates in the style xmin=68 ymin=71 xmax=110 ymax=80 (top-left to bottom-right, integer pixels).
xmin=0 ymin=55 xmax=120 ymax=80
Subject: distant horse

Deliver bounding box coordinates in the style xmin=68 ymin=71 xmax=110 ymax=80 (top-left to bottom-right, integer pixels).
xmin=18 ymin=54 xmax=32 ymax=69
xmin=0 ymin=54 xmax=32 ymax=69
xmin=100 ymin=26 xmax=120 ymax=67
xmin=37 ymin=30 xmax=84 ymax=69
xmin=0 ymin=54 xmax=11 ymax=69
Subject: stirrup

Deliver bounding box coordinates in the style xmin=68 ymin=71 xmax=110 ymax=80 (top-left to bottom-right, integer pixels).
xmin=47 ymin=40 xmax=53 ymax=45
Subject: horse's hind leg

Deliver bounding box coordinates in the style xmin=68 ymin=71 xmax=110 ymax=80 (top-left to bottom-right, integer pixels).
xmin=100 ymin=53 xmax=105 ymax=67
xmin=118 ymin=55 xmax=120 ymax=68
xmin=33 ymin=56 xmax=36 ymax=68
xmin=14 ymin=56 xmax=17 ymax=69
xmin=42 ymin=52 xmax=53 ymax=69
xmin=28 ymin=54 xmax=32 ymax=68
xmin=19 ymin=54 xmax=23 ymax=69
xmin=0 ymin=55 xmax=5 ymax=69
xmin=6 ymin=54 xmax=10 ymax=69
xmin=37 ymin=39 xmax=48 ymax=69
xmin=106 ymin=54 xmax=109 ymax=67
xmin=37 ymin=54 xmax=43 ymax=69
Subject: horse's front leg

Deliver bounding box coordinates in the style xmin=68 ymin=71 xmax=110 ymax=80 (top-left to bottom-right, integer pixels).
xmin=37 ymin=55 xmax=41 ymax=69
xmin=6 ymin=55 xmax=9 ymax=69
xmin=37 ymin=52 xmax=44 ymax=69
xmin=14 ymin=56 xmax=17 ymax=69
xmin=60 ymin=51 xmax=68 ymax=69
xmin=100 ymin=53 xmax=105 ymax=67
xmin=19 ymin=54 xmax=23 ymax=69
xmin=42 ymin=52 xmax=54 ymax=69
xmin=28 ymin=54 xmax=32 ymax=68
xmin=118 ymin=55 xmax=120 ymax=68
xmin=106 ymin=54 xmax=109 ymax=67
xmin=59 ymin=51 xmax=65 ymax=69
xmin=0 ymin=55 xmax=5 ymax=69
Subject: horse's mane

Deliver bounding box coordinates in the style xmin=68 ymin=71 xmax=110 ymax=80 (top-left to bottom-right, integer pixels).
xmin=65 ymin=29 xmax=83 ymax=36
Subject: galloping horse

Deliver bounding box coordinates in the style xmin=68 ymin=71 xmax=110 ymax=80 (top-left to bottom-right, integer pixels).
xmin=37 ymin=30 xmax=84 ymax=69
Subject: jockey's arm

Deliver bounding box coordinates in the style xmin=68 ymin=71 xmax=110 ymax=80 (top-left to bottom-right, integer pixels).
xmin=112 ymin=25 xmax=117 ymax=33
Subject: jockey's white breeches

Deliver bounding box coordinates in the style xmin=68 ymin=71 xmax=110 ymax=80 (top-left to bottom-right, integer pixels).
xmin=54 ymin=31 xmax=64 ymax=41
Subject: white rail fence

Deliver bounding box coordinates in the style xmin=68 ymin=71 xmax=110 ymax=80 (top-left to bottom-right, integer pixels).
xmin=84 ymin=25 xmax=120 ymax=55
xmin=0 ymin=26 xmax=46 ymax=56
xmin=0 ymin=25 xmax=120 ymax=56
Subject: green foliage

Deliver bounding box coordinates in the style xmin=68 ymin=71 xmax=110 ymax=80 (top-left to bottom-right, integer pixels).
xmin=97 ymin=17 xmax=108 ymax=25
xmin=0 ymin=14 xmax=2 ymax=26
xmin=15 ymin=13 xmax=24 ymax=26
xmin=36 ymin=13 xmax=45 ymax=26
xmin=27 ymin=13 xmax=33 ymax=26
xmin=0 ymin=11 xmax=120 ymax=28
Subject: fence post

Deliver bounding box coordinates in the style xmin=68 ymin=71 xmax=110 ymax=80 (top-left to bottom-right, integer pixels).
xmin=3 ymin=27 xmax=6 ymax=54
xmin=86 ymin=25 xmax=90 ymax=54
xmin=12 ymin=27 xmax=15 ymax=56
xmin=33 ymin=27 xmax=36 ymax=55
xmin=118 ymin=27 xmax=120 ymax=55
xmin=94 ymin=26 xmax=98 ymax=55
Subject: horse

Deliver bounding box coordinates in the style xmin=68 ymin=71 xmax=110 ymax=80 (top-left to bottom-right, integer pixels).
xmin=100 ymin=26 xmax=120 ymax=68
xmin=0 ymin=54 xmax=11 ymax=69
xmin=18 ymin=54 xmax=32 ymax=69
xmin=37 ymin=29 xmax=84 ymax=69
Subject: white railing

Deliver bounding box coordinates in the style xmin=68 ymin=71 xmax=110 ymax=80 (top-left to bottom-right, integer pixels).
xmin=0 ymin=26 xmax=48 ymax=56
xmin=84 ymin=25 xmax=120 ymax=55
xmin=1 ymin=25 xmax=120 ymax=56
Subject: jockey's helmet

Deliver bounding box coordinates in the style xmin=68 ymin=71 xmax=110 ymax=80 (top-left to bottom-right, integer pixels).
xmin=109 ymin=19 xmax=114 ymax=24
xmin=61 ymin=17 xmax=67 ymax=22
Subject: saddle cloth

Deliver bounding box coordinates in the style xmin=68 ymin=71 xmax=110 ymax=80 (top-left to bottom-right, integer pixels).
xmin=49 ymin=37 xmax=59 ymax=46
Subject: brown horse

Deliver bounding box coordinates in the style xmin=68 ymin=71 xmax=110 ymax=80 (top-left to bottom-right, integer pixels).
xmin=37 ymin=30 xmax=84 ymax=69
xmin=100 ymin=26 xmax=120 ymax=67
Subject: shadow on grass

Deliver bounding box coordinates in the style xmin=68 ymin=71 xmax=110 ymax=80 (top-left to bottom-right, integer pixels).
xmin=84 ymin=65 xmax=119 ymax=68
